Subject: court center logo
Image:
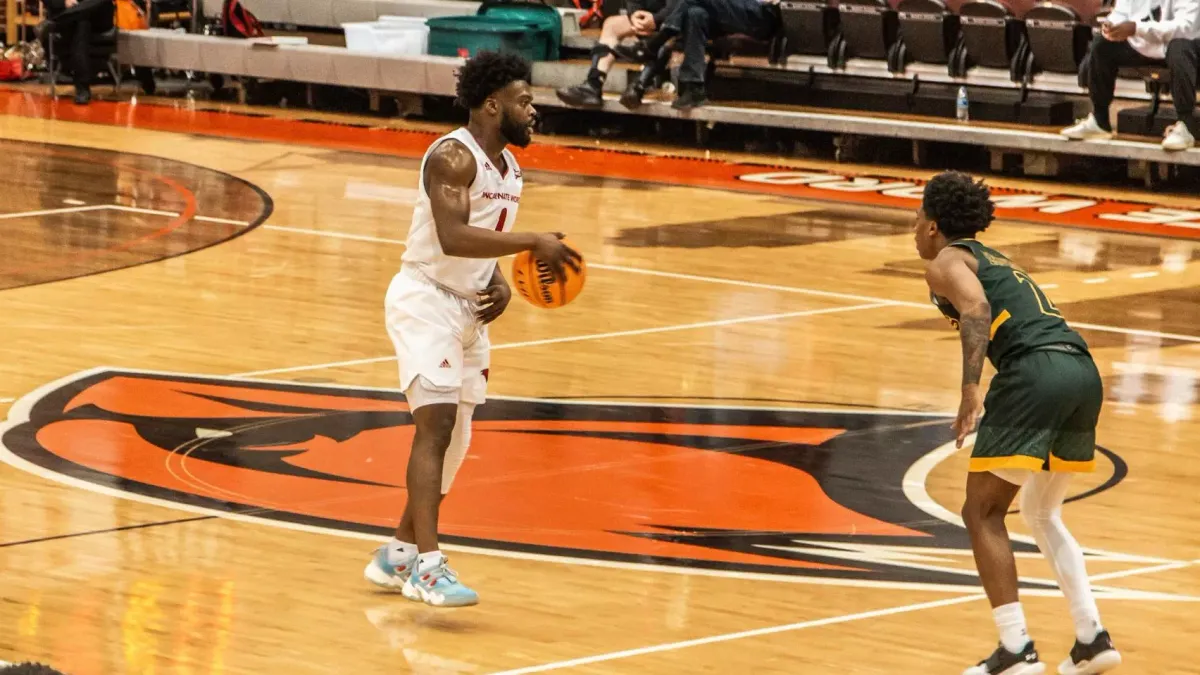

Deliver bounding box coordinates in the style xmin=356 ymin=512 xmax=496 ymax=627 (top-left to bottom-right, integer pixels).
xmin=0 ymin=368 xmax=1124 ymax=590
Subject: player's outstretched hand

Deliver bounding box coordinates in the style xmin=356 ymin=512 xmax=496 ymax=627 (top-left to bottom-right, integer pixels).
xmin=476 ymin=277 xmax=512 ymax=324
xmin=532 ymin=232 xmax=583 ymax=281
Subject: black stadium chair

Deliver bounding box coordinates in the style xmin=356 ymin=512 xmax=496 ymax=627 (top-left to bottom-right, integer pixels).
xmin=890 ymin=0 xmax=964 ymax=74
xmin=779 ymin=0 xmax=843 ymax=67
xmin=1023 ymin=1 xmax=1095 ymax=75
xmin=956 ymin=0 xmax=1029 ymax=80
xmin=832 ymin=0 xmax=899 ymax=67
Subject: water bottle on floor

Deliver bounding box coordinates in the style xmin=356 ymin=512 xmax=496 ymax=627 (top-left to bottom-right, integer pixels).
xmin=956 ymin=86 xmax=969 ymax=123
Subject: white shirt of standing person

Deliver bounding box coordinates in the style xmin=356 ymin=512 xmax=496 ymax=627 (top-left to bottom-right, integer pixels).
xmin=1103 ymin=0 xmax=1200 ymax=59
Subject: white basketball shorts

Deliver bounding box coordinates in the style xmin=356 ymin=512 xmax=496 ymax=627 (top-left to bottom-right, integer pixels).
xmin=385 ymin=266 xmax=489 ymax=408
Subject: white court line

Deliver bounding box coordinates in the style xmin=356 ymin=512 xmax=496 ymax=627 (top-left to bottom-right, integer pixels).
xmin=1070 ymin=322 xmax=1200 ymax=344
xmin=106 ymin=204 xmax=250 ymax=227
xmin=28 ymin=209 xmax=1200 ymax=346
xmin=259 ymin=223 xmax=926 ymax=308
xmin=264 ymin=222 xmax=924 ymax=309
xmin=487 ymin=593 xmax=987 ymax=675
xmin=1089 ymin=560 xmax=1195 ymax=583
xmin=233 ymin=355 xmax=395 ymax=378
xmin=486 ymin=555 xmax=1200 ymax=675
xmin=587 ymin=261 xmax=927 ymax=308
xmin=258 ymin=222 xmax=1200 ymax=344
xmin=262 ymin=224 xmax=411 ymax=245
xmin=0 ymin=205 xmax=109 ymax=220
xmin=231 ymin=302 xmax=892 ymax=378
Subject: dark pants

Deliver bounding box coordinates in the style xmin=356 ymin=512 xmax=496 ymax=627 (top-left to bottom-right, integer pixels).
xmin=63 ymin=16 xmax=95 ymax=90
xmin=47 ymin=0 xmax=113 ymax=91
xmin=1087 ymin=36 xmax=1200 ymax=136
xmin=660 ymin=0 xmax=779 ymax=84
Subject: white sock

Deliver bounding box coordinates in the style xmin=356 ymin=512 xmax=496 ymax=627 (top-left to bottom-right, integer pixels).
xmin=993 ymin=602 xmax=1030 ymax=653
xmin=386 ymin=537 xmax=417 ymax=566
xmin=1070 ymin=601 xmax=1103 ymax=644
xmin=1019 ymin=473 xmax=1103 ymax=644
xmin=418 ymin=550 xmax=445 ymax=574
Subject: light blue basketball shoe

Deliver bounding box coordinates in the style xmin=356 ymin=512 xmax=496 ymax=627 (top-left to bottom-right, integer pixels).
xmin=402 ymin=557 xmax=479 ymax=607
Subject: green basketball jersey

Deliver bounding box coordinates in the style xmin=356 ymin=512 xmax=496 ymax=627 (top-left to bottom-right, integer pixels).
xmin=930 ymin=239 xmax=1089 ymax=370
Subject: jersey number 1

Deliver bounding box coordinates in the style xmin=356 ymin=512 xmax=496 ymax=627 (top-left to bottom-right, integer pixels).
xmin=494 ymin=208 xmax=508 ymax=232
xmin=1013 ymin=270 xmax=1062 ymax=318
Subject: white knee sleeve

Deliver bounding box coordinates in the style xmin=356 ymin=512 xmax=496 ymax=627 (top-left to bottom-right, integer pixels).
xmin=441 ymin=402 xmax=475 ymax=494
xmin=1020 ymin=472 xmax=1102 ymax=636
xmin=1020 ymin=471 xmax=1071 ymax=530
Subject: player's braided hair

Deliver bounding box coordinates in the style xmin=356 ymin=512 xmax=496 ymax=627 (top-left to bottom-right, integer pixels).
xmin=454 ymin=50 xmax=533 ymax=110
xmin=922 ymin=171 xmax=996 ymax=240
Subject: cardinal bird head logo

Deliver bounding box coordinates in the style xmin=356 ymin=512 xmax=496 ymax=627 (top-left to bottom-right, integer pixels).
xmin=0 ymin=368 xmax=1125 ymax=591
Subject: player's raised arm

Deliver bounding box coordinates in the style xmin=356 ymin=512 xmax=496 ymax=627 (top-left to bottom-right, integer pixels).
xmin=425 ymin=141 xmax=581 ymax=278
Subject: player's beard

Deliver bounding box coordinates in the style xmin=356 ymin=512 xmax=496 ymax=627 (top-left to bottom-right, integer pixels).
xmin=500 ymin=111 xmax=533 ymax=148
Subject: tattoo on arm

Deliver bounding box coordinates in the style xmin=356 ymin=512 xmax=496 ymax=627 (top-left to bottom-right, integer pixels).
xmin=926 ymin=249 xmax=992 ymax=389
xmin=959 ymin=307 xmax=990 ymax=387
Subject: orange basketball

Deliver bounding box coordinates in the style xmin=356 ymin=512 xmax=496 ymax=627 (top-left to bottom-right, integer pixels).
xmin=511 ymin=241 xmax=586 ymax=309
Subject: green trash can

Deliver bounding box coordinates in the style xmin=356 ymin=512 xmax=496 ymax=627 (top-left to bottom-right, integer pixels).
xmin=426 ymin=15 xmax=552 ymax=61
xmin=477 ymin=0 xmax=563 ymax=59
xmin=426 ymin=0 xmax=563 ymax=62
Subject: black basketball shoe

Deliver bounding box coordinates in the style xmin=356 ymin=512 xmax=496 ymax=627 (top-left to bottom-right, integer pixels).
xmin=1057 ymin=630 xmax=1122 ymax=674
xmin=963 ymin=641 xmax=1046 ymax=674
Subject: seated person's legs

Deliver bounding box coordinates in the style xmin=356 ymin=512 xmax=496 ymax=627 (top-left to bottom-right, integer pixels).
xmin=669 ymin=0 xmax=781 ymax=109
xmin=67 ymin=16 xmax=94 ymax=104
xmin=672 ymin=3 xmax=712 ymax=109
xmin=609 ymin=0 xmax=782 ymax=111
xmin=1062 ymin=35 xmax=1162 ymax=139
xmin=46 ymin=0 xmax=115 ymax=105
xmin=619 ymin=36 xmax=676 ymax=109
xmin=557 ymin=15 xmax=635 ymax=106
xmin=1163 ymin=37 xmax=1200 ymax=150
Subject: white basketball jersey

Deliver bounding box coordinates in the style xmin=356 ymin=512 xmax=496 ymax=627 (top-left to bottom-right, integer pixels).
xmin=402 ymin=127 xmax=524 ymax=297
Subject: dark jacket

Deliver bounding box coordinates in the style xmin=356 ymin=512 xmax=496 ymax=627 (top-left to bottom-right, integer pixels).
xmin=626 ymin=0 xmax=681 ymax=29
xmin=45 ymin=0 xmax=112 ymax=20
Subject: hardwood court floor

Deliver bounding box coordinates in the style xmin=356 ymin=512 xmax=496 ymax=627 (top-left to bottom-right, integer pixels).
xmin=0 ymin=92 xmax=1199 ymax=674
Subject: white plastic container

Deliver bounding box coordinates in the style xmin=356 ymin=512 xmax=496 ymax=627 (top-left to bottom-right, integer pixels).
xmin=343 ymin=20 xmax=429 ymax=55
xmin=377 ymin=15 xmax=432 ymax=27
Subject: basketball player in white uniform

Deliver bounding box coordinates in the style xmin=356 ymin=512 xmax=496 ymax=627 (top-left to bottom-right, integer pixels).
xmin=363 ymin=51 xmax=581 ymax=607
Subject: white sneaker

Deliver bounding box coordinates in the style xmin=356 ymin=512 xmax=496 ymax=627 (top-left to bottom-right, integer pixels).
xmin=1061 ymin=114 xmax=1113 ymax=141
xmin=1162 ymin=121 xmax=1195 ymax=151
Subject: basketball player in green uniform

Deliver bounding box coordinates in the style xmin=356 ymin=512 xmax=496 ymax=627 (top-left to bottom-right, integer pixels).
xmin=915 ymin=171 xmax=1122 ymax=675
